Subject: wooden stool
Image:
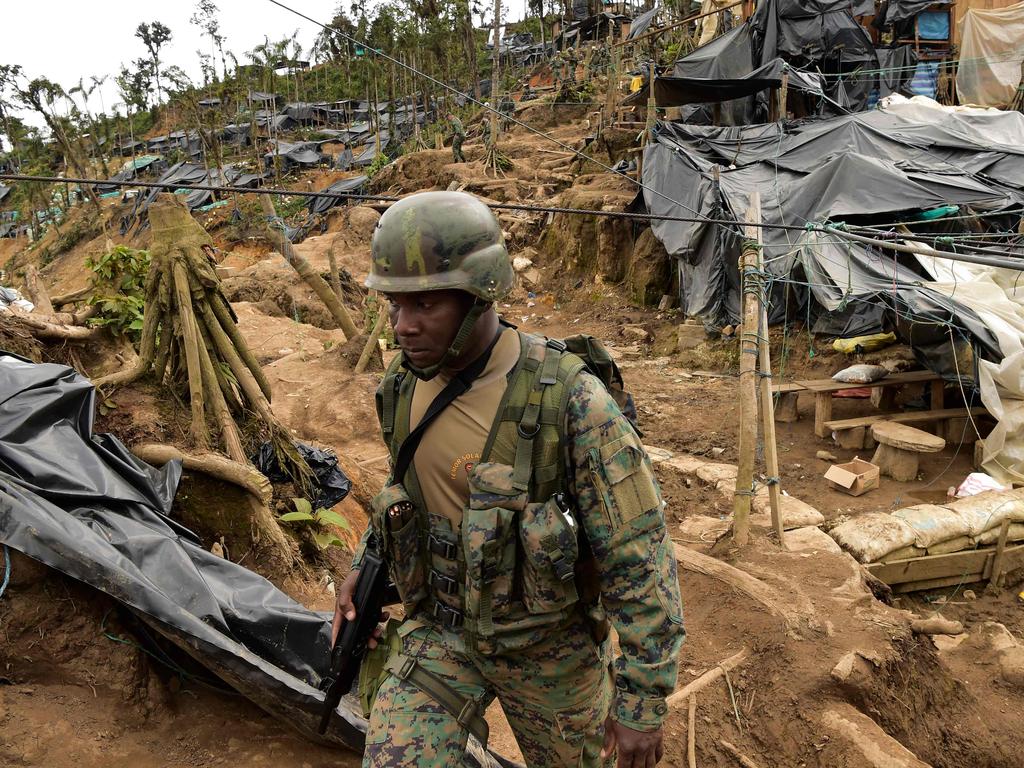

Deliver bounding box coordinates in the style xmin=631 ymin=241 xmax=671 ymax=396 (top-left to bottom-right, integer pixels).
xmin=870 ymin=422 xmax=945 ymax=482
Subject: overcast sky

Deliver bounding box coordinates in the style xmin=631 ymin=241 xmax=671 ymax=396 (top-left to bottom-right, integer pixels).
xmin=5 ymin=0 xmax=530 ymax=129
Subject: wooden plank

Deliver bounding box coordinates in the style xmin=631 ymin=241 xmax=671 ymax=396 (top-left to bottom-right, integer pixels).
xmin=893 ymin=574 xmax=985 ymax=593
xmin=797 ymin=370 xmax=941 ymax=394
xmin=931 ymin=378 xmax=946 ymax=410
xmin=867 ymin=543 xmax=1024 ymax=587
xmin=824 ymin=407 xmax=989 ymax=433
xmin=770 ymin=382 xmax=805 ymax=394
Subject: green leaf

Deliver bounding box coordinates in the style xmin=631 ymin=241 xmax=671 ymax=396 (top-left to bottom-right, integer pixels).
xmin=128 ymin=318 xmax=144 ymax=330
xmin=312 ymin=531 xmax=345 ymax=550
xmin=315 ymin=509 xmax=352 ymax=532
xmin=279 ymin=510 xmax=316 ymax=522
xmin=291 ymin=497 xmax=313 ymax=516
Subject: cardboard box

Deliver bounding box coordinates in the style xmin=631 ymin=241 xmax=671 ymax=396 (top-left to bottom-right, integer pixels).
xmin=824 ymin=457 xmax=879 ymax=497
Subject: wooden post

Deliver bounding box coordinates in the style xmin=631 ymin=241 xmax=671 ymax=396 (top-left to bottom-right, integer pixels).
xmin=989 ymin=519 xmax=1011 ymax=592
xmin=733 ymin=191 xmax=762 ymax=547
xmin=778 ymin=71 xmax=789 ymax=121
xmin=687 ymin=694 xmax=697 ymax=768
xmin=490 ymin=0 xmax=502 ymax=148
xmin=755 ymin=214 xmax=785 ymax=548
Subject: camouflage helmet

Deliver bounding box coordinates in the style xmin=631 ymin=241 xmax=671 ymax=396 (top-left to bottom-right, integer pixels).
xmin=366 ymin=191 xmax=514 ymax=303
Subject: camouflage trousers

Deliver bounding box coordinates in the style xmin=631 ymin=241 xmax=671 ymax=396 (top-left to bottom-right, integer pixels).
xmin=363 ymin=617 xmax=614 ymax=768
xmin=452 ymin=135 xmax=466 ymax=163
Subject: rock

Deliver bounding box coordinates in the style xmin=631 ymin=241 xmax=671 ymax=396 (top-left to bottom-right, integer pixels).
xmin=910 ymin=617 xmax=964 ymax=636
xmin=784 ymin=526 xmax=842 ymax=553
xmin=751 ymin=494 xmax=825 ymax=529
xmin=623 ymin=324 xmax=652 ymax=343
xmin=721 ymin=325 xmax=736 ymax=337
xmin=512 ymin=255 xmax=534 ymax=272
xmin=677 ymin=323 xmax=708 ymax=352
xmin=625 ymin=227 xmax=671 ymax=306
xmin=821 ymin=704 xmax=933 ymax=768
xmin=999 ymin=646 xmax=1024 ymax=687
xmin=710 ymin=447 xmax=726 ymax=457
xmin=520 ymin=267 xmax=542 ymax=285
xmin=658 ymin=294 xmax=676 ymax=311
xmin=644 ymin=445 xmax=674 ymax=464
xmin=817 ymin=450 xmax=838 ymax=461
xmin=963 ymin=589 xmax=977 ymax=601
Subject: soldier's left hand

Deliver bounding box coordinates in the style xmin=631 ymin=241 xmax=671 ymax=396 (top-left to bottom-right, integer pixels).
xmin=600 ymin=717 xmax=664 ymax=768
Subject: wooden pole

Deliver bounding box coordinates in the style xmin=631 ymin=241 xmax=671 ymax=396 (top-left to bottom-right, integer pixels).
xmin=491 ymin=0 xmax=502 ymax=148
xmin=754 ymin=214 xmax=785 ymax=549
xmin=733 ymin=191 xmax=762 ymax=547
xmin=687 ymin=694 xmax=697 ymax=768
xmin=666 ymin=648 xmax=750 ymax=707
xmin=989 ymin=518 xmax=1011 ymax=591
xmin=355 ymin=305 xmax=388 ymax=374
xmin=777 ymin=71 xmax=789 ymax=121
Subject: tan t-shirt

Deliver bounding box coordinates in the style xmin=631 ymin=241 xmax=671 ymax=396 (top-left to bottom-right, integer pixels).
xmin=408 ymin=328 xmax=521 ymax=529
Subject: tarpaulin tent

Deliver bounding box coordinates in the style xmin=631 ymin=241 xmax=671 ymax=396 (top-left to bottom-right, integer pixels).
xmin=637 ymin=103 xmax=1022 ymax=331
xmin=116 ymin=139 xmax=146 ymax=156
xmin=0 ymin=185 xmax=10 ymax=205
xmin=0 ymin=354 xmax=512 ymax=768
xmin=248 ymin=91 xmax=281 ymax=106
xmin=957 ymin=2 xmax=1024 ymax=108
xmin=306 ymin=175 xmax=369 ymax=216
xmin=220 ymin=123 xmax=252 ymax=147
xmin=264 ymin=141 xmax=325 ymax=173
xmin=284 ymin=102 xmax=318 ymax=123
xmin=94 ymin=155 xmax=166 ymax=194
xmin=627 ymin=58 xmax=830 ymax=107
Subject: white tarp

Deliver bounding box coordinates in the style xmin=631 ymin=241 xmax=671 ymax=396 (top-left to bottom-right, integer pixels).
xmin=956 ymin=2 xmax=1024 ymax=108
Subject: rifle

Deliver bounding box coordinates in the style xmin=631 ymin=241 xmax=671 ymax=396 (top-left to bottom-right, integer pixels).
xmin=318 ymin=541 xmax=400 ymax=734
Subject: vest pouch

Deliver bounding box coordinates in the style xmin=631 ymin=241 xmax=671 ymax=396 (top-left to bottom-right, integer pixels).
xmin=370 ymin=484 xmax=427 ymax=609
xmin=519 ymin=494 xmax=580 ymax=614
xmin=464 ymin=463 xmax=526 ymax=636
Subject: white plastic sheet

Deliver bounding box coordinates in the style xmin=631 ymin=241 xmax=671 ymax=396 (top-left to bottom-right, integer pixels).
xmin=956 ymin=2 xmax=1024 ymax=108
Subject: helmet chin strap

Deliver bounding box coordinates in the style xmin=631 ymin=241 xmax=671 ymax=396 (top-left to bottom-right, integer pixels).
xmin=401 ymin=299 xmax=490 ymax=381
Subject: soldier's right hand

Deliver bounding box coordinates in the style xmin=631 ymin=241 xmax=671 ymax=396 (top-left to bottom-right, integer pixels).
xmin=331 ymin=569 xmax=388 ymax=649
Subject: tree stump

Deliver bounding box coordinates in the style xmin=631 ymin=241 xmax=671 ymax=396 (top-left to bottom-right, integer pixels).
xmin=870 ymin=422 xmax=945 ymax=482
xmin=775 ymin=392 xmax=799 ymax=423
xmin=836 ymin=427 xmax=866 ymax=450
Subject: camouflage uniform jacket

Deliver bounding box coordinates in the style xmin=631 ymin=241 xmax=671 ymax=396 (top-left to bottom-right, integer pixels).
xmin=356 ymin=354 xmax=684 ymax=732
xmin=560 ymin=370 xmax=685 ymax=730
xmin=448 ymin=116 xmax=466 ymax=138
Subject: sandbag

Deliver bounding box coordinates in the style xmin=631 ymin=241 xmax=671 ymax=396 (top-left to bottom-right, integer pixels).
xmin=832 ymin=364 xmax=889 ymax=384
xmin=927 ymin=536 xmax=976 ymax=556
xmin=892 ymin=504 xmax=970 ymax=548
xmin=948 ymin=488 xmax=1024 ymax=537
xmin=976 ymin=523 xmax=1024 ymax=547
xmin=752 ymin=493 xmax=825 ymax=529
xmin=832 ymin=332 xmax=897 ymax=354
xmin=880 ymin=544 xmax=927 ymax=562
xmin=829 ymin=512 xmax=918 ymax=564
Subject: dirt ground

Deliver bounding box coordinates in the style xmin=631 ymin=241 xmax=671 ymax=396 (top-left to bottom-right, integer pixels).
xmin=3 ymin=106 xmax=1024 ymax=768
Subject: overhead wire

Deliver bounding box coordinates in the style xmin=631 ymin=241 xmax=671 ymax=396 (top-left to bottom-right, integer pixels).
xmin=261 ymin=0 xmax=720 ymax=227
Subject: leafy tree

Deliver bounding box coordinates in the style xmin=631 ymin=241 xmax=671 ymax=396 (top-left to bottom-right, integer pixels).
xmin=191 ymin=1 xmax=227 ymax=81
xmin=116 ymin=59 xmax=153 ymax=113
xmin=135 ymin=21 xmax=173 ymax=104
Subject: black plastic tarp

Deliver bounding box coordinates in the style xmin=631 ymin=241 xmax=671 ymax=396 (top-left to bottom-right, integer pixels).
xmin=627 ymin=5 xmax=659 ymax=40
xmin=884 ymin=0 xmax=952 ymax=25
xmin=306 ymin=175 xmax=369 ymax=216
xmin=637 ymin=109 xmax=1022 ymax=353
xmin=221 ymin=123 xmax=252 ymax=146
xmin=284 ymin=102 xmax=317 ymax=122
xmin=264 ymin=141 xmax=325 ymax=172
xmin=0 ymin=354 xmax=515 ymax=768
xmin=633 ymin=58 xmax=828 ymax=107
xmin=0 ymin=185 xmax=10 ymax=204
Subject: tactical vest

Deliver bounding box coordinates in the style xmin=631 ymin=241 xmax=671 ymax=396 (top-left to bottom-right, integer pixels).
xmin=370 ymin=331 xmax=593 ymax=655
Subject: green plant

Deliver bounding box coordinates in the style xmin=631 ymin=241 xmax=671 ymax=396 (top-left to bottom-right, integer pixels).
xmin=366 ymin=152 xmax=391 ymax=178
xmin=85 ymin=245 xmax=151 ymax=340
xmin=279 ymin=497 xmax=352 ymax=550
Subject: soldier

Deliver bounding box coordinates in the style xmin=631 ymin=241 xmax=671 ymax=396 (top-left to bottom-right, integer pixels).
xmin=498 ymin=94 xmax=515 ymax=132
xmin=565 ymin=47 xmax=579 ymax=84
xmin=333 ymin=191 xmax=685 ymax=768
xmin=551 ymin=51 xmax=565 ymax=89
xmin=446 ymin=111 xmax=466 ymax=163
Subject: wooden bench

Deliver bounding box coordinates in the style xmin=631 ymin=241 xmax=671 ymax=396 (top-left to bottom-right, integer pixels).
xmin=795 ymin=371 xmax=946 ymax=438
xmin=823 ymin=407 xmax=990 ymax=449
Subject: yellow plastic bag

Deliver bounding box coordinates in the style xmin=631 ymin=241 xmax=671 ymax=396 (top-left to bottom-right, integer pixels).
xmin=630 ymin=75 xmax=644 ymax=93
xmin=832 ymin=332 xmax=897 ymax=354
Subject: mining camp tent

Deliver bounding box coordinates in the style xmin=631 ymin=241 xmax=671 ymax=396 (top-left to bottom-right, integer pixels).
xmin=306 ymin=175 xmax=369 ymax=216
xmin=263 ymin=141 xmax=325 ymax=173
